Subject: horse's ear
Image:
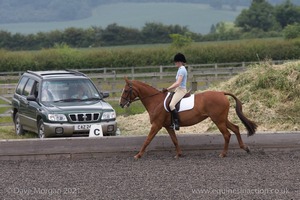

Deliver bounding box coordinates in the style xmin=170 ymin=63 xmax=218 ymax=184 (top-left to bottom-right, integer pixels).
xmin=124 ymin=76 xmax=129 ymax=83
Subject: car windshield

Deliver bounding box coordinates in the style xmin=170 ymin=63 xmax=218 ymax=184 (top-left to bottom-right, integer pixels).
xmin=41 ymin=79 xmax=101 ymax=103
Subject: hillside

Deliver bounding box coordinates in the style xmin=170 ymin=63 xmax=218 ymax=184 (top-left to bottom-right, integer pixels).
xmin=117 ymin=61 xmax=300 ymax=135
xmin=0 ymin=2 xmax=245 ymax=34
xmin=1 ymin=0 xmax=299 ymax=25
xmin=2 ymin=0 xmax=300 ymax=35
xmin=0 ymin=0 xmax=249 ymax=24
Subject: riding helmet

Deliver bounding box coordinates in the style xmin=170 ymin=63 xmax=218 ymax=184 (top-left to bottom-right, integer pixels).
xmin=174 ymin=53 xmax=186 ymax=63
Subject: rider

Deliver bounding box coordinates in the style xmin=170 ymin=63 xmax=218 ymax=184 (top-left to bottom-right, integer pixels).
xmin=71 ymin=84 xmax=88 ymax=100
xmin=162 ymin=53 xmax=188 ymax=130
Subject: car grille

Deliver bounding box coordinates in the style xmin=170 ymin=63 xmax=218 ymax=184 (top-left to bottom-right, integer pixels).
xmin=69 ymin=113 xmax=100 ymax=122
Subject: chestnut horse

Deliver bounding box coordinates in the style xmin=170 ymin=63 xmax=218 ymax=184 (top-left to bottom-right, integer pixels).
xmin=119 ymin=77 xmax=257 ymax=159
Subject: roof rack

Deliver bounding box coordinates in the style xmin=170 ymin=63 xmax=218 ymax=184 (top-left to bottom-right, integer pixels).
xmin=65 ymin=69 xmax=87 ymax=77
xmin=26 ymin=70 xmax=42 ymax=78
xmin=26 ymin=70 xmax=87 ymax=78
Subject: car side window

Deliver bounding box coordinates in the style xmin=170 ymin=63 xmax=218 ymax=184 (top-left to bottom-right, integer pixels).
xmin=16 ymin=76 xmax=29 ymax=95
xmin=23 ymin=79 xmax=35 ymax=97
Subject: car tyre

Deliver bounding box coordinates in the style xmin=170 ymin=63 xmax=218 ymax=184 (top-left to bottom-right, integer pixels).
xmin=38 ymin=119 xmax=45 ymax=138
xmin=14 ymin=112 xmax=24 ymax=135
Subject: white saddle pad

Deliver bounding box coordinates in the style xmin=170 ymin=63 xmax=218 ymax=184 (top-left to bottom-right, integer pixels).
xmin=164 ymin=93 xmax=195 ymax=112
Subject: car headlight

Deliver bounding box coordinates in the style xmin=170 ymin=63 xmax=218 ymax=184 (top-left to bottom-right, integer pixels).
xmin=101 ymin=111 xmax=116 ymax=120
xmin=48 ymin=114 xmax=67 ymax=122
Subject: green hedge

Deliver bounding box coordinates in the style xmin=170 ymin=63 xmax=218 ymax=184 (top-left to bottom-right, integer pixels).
xmin=1 ymin=39 xmax=300 ymax=72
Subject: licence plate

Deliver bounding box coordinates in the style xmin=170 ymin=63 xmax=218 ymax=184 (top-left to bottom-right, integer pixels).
xmin=75 ymin=124 xmax=91 ymax=130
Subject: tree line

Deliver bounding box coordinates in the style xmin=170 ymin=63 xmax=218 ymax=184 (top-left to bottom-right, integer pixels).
xmin=0 ymin=23 xmax=195 ymax=50
xmin=1 ymin=0 xmax=300 ymax=50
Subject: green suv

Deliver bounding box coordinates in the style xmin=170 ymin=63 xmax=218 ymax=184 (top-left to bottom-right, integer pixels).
xmin=11 ymin=70 xmax=117 ymax=138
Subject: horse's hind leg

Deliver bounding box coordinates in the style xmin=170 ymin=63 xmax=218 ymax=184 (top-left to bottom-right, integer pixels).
xmin=226 ymin=120 xmax=250 ymax=153
xmin=166 ymin=128 xmax=182 ymax=158
xmin=215 ymin=122 xmax=231 ymax=157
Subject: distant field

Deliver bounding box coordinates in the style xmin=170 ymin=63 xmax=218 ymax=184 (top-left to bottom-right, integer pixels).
xmin=0 ymin=3 xmax=245 ymax=34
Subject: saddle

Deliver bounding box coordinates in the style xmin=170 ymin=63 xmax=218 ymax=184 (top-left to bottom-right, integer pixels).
xmin=164 ymin=91 xmax=194 ymax=112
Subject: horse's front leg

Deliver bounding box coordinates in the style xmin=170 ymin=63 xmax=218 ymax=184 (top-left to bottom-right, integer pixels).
xmin=134 ymin=124 xmax=161 ymax=159
xmin=166 ymin=127 xmax=182 ymax=158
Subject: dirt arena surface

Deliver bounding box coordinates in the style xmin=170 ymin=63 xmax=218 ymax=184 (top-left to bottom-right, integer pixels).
xmin=0 ymin=148 xmax=299 ymax=200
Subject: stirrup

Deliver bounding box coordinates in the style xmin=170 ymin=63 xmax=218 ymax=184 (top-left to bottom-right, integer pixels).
xmin=170 ymin=123 xmax=174 ymax=129
xmin=174 ymin=123 xmax=180 ymax=131
xmin=170 ymin=122 xmax=180 ymax=130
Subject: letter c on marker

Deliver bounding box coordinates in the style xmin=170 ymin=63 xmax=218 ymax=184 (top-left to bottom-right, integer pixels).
xmin=94 ymin=129 xmax=100 ymax=136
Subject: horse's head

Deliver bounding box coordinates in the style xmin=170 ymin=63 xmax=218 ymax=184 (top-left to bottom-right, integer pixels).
xmin=119 ymin=77 xmax=139 ymax=108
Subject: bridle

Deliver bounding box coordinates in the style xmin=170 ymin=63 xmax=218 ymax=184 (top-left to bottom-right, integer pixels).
xmin=120 ymin=81 xmax=161 ymax=107
xmin=120 ymin=82 xmax=136 ymax=107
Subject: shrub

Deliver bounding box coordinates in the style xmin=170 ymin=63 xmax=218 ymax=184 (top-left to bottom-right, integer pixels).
xmin=283 ymin=23 xmax=300 ymax=39
xmin=1 ymin=39 xmax=300 ymax=72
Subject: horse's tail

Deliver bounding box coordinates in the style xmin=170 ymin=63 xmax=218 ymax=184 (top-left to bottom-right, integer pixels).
xmin=224 ymin=92 xmax=258 ymax=136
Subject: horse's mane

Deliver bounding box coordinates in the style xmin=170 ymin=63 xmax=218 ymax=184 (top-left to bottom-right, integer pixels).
xmin=132 ymin=80 xmax=160 ymax=92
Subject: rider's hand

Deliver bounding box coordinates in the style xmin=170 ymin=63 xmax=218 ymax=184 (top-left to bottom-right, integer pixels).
xmin=162 ymin=88 xmax=168 ymax=93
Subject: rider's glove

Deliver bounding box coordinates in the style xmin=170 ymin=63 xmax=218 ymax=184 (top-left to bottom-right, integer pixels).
xmin=162 ymin=88 xmax=168 ymax=93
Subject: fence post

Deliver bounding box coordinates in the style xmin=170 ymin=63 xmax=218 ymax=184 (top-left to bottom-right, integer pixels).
xmin=104 ymin=68 xmax=107 ymax=81
xmin=112 ymin=82 xmax=116 ymax=96
xmin=160 ymin=65 xmax=163 ymax=79
xmin=191 ymin=81 xmax=197 ymax=92
xmin=131 ymin=67 xmax=134 ymax=79
xmin=188 ymin=65 xmax=196 ymax=92
xmin=215 ymin=64 xmax=218 ymax=78
xmin=205 ymin=77 xmax=209 ymax=88
xmin=188 ymin=65 xmax=193 ymax=80
xmin=152 ymin=77 xmax=157 ymax=88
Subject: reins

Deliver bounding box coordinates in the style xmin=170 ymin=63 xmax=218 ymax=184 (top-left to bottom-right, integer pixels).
xmin=121 ymin=81 xmax=162 ymax=105
xmin=132 ymin=91 xmax=162 ymax=102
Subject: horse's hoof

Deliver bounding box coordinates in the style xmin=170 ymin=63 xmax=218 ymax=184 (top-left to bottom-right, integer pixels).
xmin=245 ymin=146 xmax=251 ymax=153
xmin=219 ymin=153 xmax=227 ymax=158
xmin=174 ymin=154 xmax=182 ymax=159
xmin=174 ymin=152 xmax=183 ymax=158
xmin=133 ymin=156 xmax=139 ymax=160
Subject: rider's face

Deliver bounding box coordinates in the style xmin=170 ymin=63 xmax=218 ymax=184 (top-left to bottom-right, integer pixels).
xmin=175 ymin=61 xmax=182 ymax=67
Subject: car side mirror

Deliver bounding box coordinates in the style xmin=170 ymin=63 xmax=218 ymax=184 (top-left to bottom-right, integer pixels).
xmin=27 ymin=95 xmax=37 ymax=101
xmin=102 ymin=92 xmax=109 ymax=98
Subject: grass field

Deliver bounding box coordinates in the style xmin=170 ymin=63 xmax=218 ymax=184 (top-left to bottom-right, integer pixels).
xmin=0 ymin=126 xmax=36 ymax=139
xmin=0 ymin=3 xmax=245 ymax=34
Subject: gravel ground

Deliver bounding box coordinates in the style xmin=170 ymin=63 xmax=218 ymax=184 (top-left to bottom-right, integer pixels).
xmin=0 ymin=149 xmax=299 ymax=200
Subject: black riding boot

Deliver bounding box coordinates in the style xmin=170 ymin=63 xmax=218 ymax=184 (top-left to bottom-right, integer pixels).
xmin=170 ymin=110 xmax=180 ymax=130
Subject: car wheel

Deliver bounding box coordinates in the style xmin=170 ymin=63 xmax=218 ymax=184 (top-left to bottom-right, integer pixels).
xmin=14 ymin=112 xmax=24 ymax=135
xmin=38 ymin=120 xmax=45 ymax=138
